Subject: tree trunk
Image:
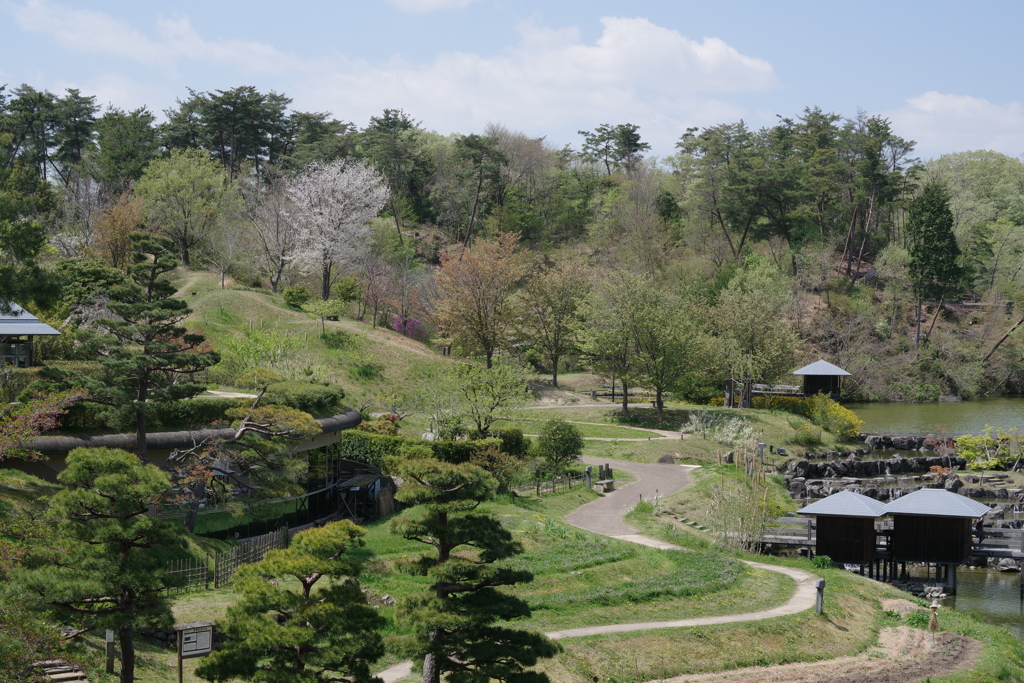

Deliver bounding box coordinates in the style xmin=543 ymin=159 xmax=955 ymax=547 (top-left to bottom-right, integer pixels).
xmin=485 ymin=348 xmax=493 ymax=369
xmin=621 ymin=380 xmax=629 ymax=413
xmin=183 ymin=479 xmax=206 ymax=532
xmin=322 ymin=262 xmax=332 ymax=301
xmin=915 ymin=297 xmax=922 ymax=348
xmin=551 ymin=355 xmax=559 ymax=388
xmin=925 ymin=286 xmax=948 ymax=341
xmin=181 ymin=245 xmax=191 ymax=267
xmin=655 ymin=387 xmax=663 ymax=415
xmin=422 ymin=648 xmax=441 ymax=683
xmin=118 ymin=625 xmax=134 ymax=683
xmin=135 ymin=404 xmax=148 ymax=464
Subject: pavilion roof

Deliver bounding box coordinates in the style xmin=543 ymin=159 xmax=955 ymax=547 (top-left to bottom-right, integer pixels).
xmin=797 ymin=490 xmax=887 ymax=518
xmin=792 ymin=360 xmax=851 ymax=376
xmin=0 ymin=302 xmax=60 ymax=336
xmin=884 ymin=488 xmax=991 ymax=518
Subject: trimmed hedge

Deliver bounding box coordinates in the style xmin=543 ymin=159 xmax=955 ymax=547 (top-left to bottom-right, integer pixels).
xmin=264 ymin=381 xmax=345 ymax=416
xmin=320 ymin=431 xmax=504 ymax=473
xmin=3 ymin=362 xmax=104 ymax=402
xmin=58 ymin=398 xmax=241 ymax=431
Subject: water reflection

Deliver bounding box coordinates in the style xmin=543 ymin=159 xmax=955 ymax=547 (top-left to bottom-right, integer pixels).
xmin=845 ymin=397 xmax=1024 ymax=436
xmin=935 ymin=567 xmax=1024 ymax=640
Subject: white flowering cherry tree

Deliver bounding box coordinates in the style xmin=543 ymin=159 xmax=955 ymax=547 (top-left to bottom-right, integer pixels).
xmin=287 ymin=160 xmax=388 ymax=299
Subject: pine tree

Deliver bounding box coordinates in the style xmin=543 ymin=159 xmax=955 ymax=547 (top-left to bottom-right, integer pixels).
xmin=196 ymin=521 xmax=385 ymax=683
xmin=16 ymin=448 xmax=189 ymax=683
xmin=37 ymin=233 xmax=219 ymax=461
xmin=390 ymin=450 xmax=558 ymax=683
xmin=907 ymin=183 xmax=964 ymax=345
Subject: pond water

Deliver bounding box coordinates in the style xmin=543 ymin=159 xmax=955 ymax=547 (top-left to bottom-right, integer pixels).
xmin=933 ymin=567 xmax=1024 ymax=641
xmin=840 ymin=397 xmax=1024 ymax=639
xmin=845 ymin=396 xmax=1024 ymax=436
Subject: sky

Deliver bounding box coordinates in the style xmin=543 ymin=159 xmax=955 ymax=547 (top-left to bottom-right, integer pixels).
xmin=2 ymin=0 xmax=1023 ymax=161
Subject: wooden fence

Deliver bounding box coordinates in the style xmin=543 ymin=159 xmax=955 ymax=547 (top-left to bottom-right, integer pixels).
xmin=164 ymin=527 xmax=290 ymax=593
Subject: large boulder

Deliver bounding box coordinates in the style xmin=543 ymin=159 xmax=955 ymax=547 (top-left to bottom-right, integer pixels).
xmin=943 ymin=474 xmax=963 ymax=493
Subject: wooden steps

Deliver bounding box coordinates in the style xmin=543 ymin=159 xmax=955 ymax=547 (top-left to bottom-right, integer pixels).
xmin=33 ymin=660 xmax=91 ymax=682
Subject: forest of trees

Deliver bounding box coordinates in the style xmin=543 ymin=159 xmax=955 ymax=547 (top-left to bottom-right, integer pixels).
xmin=6 ymin=82 xmax=1024 ymax=402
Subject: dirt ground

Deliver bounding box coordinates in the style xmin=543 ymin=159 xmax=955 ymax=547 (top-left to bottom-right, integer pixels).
xmin=656 ymin=626 xmax=981 ymax=683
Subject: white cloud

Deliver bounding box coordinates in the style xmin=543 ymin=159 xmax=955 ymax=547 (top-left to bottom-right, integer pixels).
xmin=10 ymin=0 xmax=303 ymax=76
xmin=7 ymin=3 xmax=775 ymax=153
xmin=386 ymin=0 xmax=477 ymax=11
xmin=886 ymin=92 xmax=1024 ymax=159
xmin=296 ymin=17 xmax=775 ymax=151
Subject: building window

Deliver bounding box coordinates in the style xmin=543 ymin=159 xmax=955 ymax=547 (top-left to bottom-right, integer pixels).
xmin=1 ymin=338 xmax=30 ymax=368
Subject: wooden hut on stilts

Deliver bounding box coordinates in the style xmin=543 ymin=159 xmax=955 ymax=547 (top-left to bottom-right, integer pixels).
xmin=798 ymin=490 xmax=889 ymax=578
xmin=884 ymin=488 xmax=991 ymax=595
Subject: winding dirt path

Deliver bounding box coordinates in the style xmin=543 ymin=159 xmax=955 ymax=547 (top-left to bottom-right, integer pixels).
xmin=377 ymin=456 xmax=980 ymax=683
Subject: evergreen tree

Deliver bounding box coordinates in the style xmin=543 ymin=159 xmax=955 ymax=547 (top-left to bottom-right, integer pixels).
xmin=36 ymin=233 xmax=219 ymax=461
xmin=196 ymin=521 xmax=385 ymax=683
xmin=907 ymin=182 xmax=964 ymax=344
xmin=390 ymin=451 xmax=558 ymax=683
xmin=16 ymin=448 xmax=189 ymax=683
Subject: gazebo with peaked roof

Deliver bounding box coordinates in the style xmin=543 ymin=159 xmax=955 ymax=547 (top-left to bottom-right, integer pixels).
xmin=799 ymin=491 xmax=887 ymax=564
xmin=792 ymin=359 xmax=851 ymax=399
xmin=0 ymin=302 xmax=60 ymax=368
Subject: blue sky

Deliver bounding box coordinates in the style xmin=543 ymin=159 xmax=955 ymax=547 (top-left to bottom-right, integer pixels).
xmin=2 ymin=0 xmax=1022 ymax=160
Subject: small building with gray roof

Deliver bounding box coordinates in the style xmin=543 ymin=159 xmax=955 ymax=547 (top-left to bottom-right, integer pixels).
xmin=1 ymin=302 xmax=59 ymax=368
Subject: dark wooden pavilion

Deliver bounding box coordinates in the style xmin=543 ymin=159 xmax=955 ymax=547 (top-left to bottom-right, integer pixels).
xmin=799 ymin=491 xmax=887 ymax=565
xmin=885 ymin=488 xmax=991 ymax=592
xmin=792 ymin=359 xmax=850 ymax=399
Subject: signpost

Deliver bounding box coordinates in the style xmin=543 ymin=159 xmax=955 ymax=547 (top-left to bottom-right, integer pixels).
xmin=174 ymin=621 xmax=215 ymax=683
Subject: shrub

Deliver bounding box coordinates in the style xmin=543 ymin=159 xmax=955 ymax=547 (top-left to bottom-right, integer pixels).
xmin=805 ymin=394 xmax=863 ymax=440
xmin=263 ymin=381 xmax=345 ymax=416
xmin=282 ymin=285 xmax=311 ymax=308
xmin=58 ymin=398 xmax=240 ymax=431
xmin=792 ymin=420 xmax=824 ymax=447
xmin=469 ymin=445 xmax=527 ymax=487
xmin=494 ymin=426 xmax=530 ymax=458
xmin=236 ymin=368 xmax=284 ymax=389
xmin=537 ymin=419 xmax=583 ymax=472
xmin=320 ymin=431 xmax=502 ymax=472
xmin=356 ymin=415 xmax=400 ymax=436
xmin=331 ymin=276 xmax=360 ymax=303
xmin=811 ymin=554 xmax=832 ymax=569
xmin=320 ymin=330 xmax=352 ymax=350
xmin=348 ymin=361 xmax=384 ymax=382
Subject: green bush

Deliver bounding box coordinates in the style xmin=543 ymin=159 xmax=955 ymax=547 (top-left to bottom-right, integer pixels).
xmin=320 ymin=431 xmax=503 ymax=472
xmin=320 ymin=330 xmax=352 ymax=350
xmin=811 ymin=554 xmax=832 ymax=569
xmin=282 ymin=285 xmax=312 ymax=308
xmin=263 ymin=381 xmax=345 ymax=416
xmin=58 ymin=398 xmax=240 ymax=431
xmin=235 ymin=368 xmax=284 ymax=389
xmin=431 ymin=437 xmax=502 ymax=464
xmin=538 ymin=419 xmax=584 ymax=472
xmin=792 ymin=420 xmax=824 ymax=447
xmin=806 ymin=394 xmax=864 ymax=440
xmin=10 ymin=362 xmax=104 ymax=402
xmin=322 ymin=431 xmax=408 ymax=471
xmin=494 ymin=426 xmax=531 ymax=457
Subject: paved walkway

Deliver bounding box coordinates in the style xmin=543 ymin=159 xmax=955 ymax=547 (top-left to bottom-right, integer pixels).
xmin=377 ymin=456 xmax=818 ymax=683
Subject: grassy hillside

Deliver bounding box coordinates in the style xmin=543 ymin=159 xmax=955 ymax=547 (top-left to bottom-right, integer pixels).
xmin=168 ymin=270 xmax=455 ymax=410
